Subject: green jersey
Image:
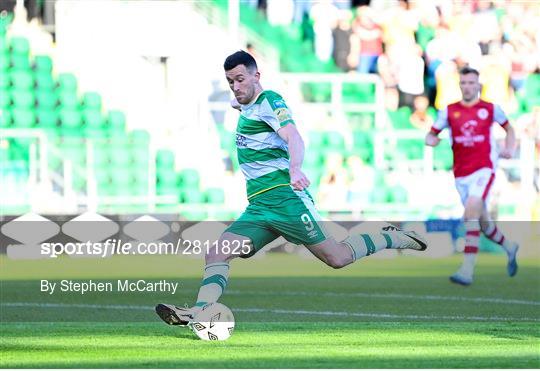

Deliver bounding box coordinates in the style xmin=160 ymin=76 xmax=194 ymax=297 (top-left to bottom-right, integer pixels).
xmin=236 ymin=90 xmax=295 ymax=199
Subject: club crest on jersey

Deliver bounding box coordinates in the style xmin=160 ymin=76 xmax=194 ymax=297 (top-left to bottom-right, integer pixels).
xmin=453 ymin=111 xmax=461 ymax=118
xmin=477 ymin=108 xmax=488 ymax=120
xmin=236 ymin=134 xmax=247 ymax=147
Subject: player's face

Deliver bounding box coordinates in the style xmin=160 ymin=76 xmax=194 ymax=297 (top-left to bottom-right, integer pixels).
xmin=225 ymin=64 xmax=260 ymax=105
xmin=459 ymin=73 xmax=481 ymax=103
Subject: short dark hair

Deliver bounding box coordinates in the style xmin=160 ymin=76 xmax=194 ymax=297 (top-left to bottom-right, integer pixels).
xmin=223 ymin=50 xmax=258 ymax=72
xmin=459 ymin=66 xmax=480 ymax=76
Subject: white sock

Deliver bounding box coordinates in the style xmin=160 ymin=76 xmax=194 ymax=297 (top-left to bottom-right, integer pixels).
xmin=460 ymin=253 xmax=477 ymax=277
xmin=344 ymin=233 xmax=397 ymax=261
xmin=195 ymin=262 xmax=230 ymax=308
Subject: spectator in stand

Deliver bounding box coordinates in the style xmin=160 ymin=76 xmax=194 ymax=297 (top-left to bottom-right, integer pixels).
xmin=377 ymin=44 xmax=399 ymax=110
xmin=351 ymin=6 xmax=383 ymax=74
xmin=480 ymin=46 xmax=511 ymax=106
xmin=318 ymin=153 xmax=349 ymax=210
xmin=470 ymin=1 xmax=501 ymax=56
xmin=347 ymin=155 xmax=374 ymax=207
xmin=434 ymin=58 xmax=461 ymax=110
xmin=396 ymin=42 xmax=425 ymax=109
xmin=267 ymin=0 xmax=294 ymax=26
xmin=332 ymin=9 xmax=355 ymax=72
xmin=310 ymin=0 xmax=339 ymax=62
xmin=381 ymin=0 xmax=418 ymax=49
xmin=409 ymin=95 xmax=434 ymax=131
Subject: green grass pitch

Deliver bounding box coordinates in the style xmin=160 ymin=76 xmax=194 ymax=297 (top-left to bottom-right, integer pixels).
xmin=1 ymin=253 xmax=539 ymax=368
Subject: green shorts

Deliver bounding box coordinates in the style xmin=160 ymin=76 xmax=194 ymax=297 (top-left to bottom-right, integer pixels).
xmin=225 ymin=185 xmax=329 ymax=258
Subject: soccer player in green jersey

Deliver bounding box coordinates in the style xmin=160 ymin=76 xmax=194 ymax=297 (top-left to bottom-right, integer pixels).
xmin=155 ymin=51 xmax=428 ymax=326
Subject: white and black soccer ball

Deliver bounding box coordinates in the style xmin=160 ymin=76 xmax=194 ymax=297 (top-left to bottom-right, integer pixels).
xmin=191 ymin=303 xmax=235 ymax=341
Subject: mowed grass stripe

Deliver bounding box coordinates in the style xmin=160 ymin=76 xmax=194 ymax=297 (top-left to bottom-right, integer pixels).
xmin=2 ymin=302 xmax=539 ymax=322
xmin=1 ymin=322 xmax=539 ymax=368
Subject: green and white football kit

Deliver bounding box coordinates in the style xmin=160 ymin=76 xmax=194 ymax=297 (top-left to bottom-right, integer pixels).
xmin=224 ymin=90 xmax=328 ymax=255
xmin=154 ymin=90 xmax=427 ymax=328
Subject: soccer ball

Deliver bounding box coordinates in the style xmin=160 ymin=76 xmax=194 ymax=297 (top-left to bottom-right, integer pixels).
xmin=191 ymin=303 xmax=235 ymax=341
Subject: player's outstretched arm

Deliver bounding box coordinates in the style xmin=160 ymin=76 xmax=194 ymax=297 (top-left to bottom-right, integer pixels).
xmin=425 ymin=131 xmax=441 ymax=147
xmin=278 ymin=124 xmax=310 ymax=191
xmin=500 ymin=124 xmax=516 ymax=159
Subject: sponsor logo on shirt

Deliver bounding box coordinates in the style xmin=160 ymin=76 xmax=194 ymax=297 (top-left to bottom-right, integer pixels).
xmin=236 ymin=134 xmax=247 ymax=147
xmin=273 ymin=99 xmax=286 ymax=108
xmin=274 ymin=108 xmax=291 ymax=123
xmin=454 ymin=120 xmax=485 ymax=147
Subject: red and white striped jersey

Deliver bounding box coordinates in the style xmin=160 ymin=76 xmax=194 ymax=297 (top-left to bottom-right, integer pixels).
xmin=430 ymin=99 xmax=509 ymax=177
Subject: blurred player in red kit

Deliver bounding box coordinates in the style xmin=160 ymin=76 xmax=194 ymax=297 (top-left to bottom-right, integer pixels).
xmin=425 ymin=67 xmax=519 ymax=286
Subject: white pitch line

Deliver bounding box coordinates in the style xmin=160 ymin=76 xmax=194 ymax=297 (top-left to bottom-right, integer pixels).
xmin=1 ymin=302 xmax=538 ymax=322
xmin=222 ymin=289 xmax=540 ymax=306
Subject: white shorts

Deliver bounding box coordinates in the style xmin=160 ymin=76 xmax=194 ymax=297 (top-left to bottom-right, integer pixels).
xmin=455 ymin=167 xmax=495 ymax=207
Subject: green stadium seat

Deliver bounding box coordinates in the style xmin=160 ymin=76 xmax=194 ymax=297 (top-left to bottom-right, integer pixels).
xmin=389 ymin=185 xmax=408 ymax=203
xmin=36 ymin=109 xmax=58 ymax=128
xmin=71 ymin=175 xmax=86 ymax=192
xmin=92 ymin=145 xmax=109 ymax=166
xmin=0 ymin=89 xmax=9 ymax=108
xmin=0 ymin=72 xmax=8 ymax=89
xmin=110 ymin=168 xmax=132 ymax=186
xmin=35 ymin=90 xmax=57 ymax=109
xmin=0 ymin=51 xmax=8 ymax=71
xmin=82 ymin=109 xmax=104 ymax=128
xmin=11 ymin=108 xmax=35 ymax=127
xmin=58 ymin=91 xmax=79 ymax=108
xmin=157 ymin=169 xmax=176 ymax=186
xmin=324 ymin=131 xmax=345 ymax=149
xmin=11 ymin=89 xmax=34 ymax=108
xmin=352 ymin=131 xmax=373 ymax=149
xmin=107 ymin=110 xmax=126 ymax=132
xmin=109 ymin=134 xmax=129 ymax=146
xmin=63 ymin=146 xmax=86 ymax=167
xmin=9 ymin=37 xmax=29 ymax=55
xmin=35 ymin=72 xmax=55 ymax=90
xmin=182 ymin=189 xmax=205 ymax=203
xmin=178 ymin=168 xmax=200 ymax=188
xmin=388 ymin=107 xmax=412 ymax=129
xmin=109 ymin=146 xmax=131 ymax=166
xmin=33 ymin=55 xmax=53 ymax=73
xmin=205 ymin=188 xmax=225 ymax=203
xmin=524 ymin=73 xmax=540 ymax=108
xmin=308 ymin=131 xmax=324 ymax=147
xmin=82 ymin=92 xmax=101 ymax=109
xmin=129 ymin=129 xmax=149 ymax=145
xmin=94 ymin=167 xmax=111 ymax=187
xmin=397 ymin=139 xmax=424 ymax=160
xmin=0 ymin=108 xmax=12 ymax=127
xmin=131 ymin=147 xmax=149 ymax=166
xmin=156 ymin=149 xmax=175 ymax=168
xmin=10 ymin=54 xmax=31 ymax=70
xmin=130 ymin=182 xmax=148 ymax=196
xmin=57 ymin=73 xmax=77 ymax=92
xmin=434 ymin=143 xmax=453 ymax=170
xmin=370 ymin=186 xmax=390 ymax=203
xmin=10 ymin=70 xmax=34 ymax=89
xmin=59 ymin=109 xmax=82 ymax=128
xmin=0 ymin=36 xmax=7 ymax=53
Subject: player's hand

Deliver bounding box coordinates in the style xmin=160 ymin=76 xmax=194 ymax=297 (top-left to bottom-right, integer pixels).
xmin=290 ymin=167 xmax=310 ymax=191
xmin=499 ymin=147 xmax=514 ymax=159
xmin=425 ymin=134 xmax=441 ymax=147
xmin=231 ymin=97 xmax=241 ymax=111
